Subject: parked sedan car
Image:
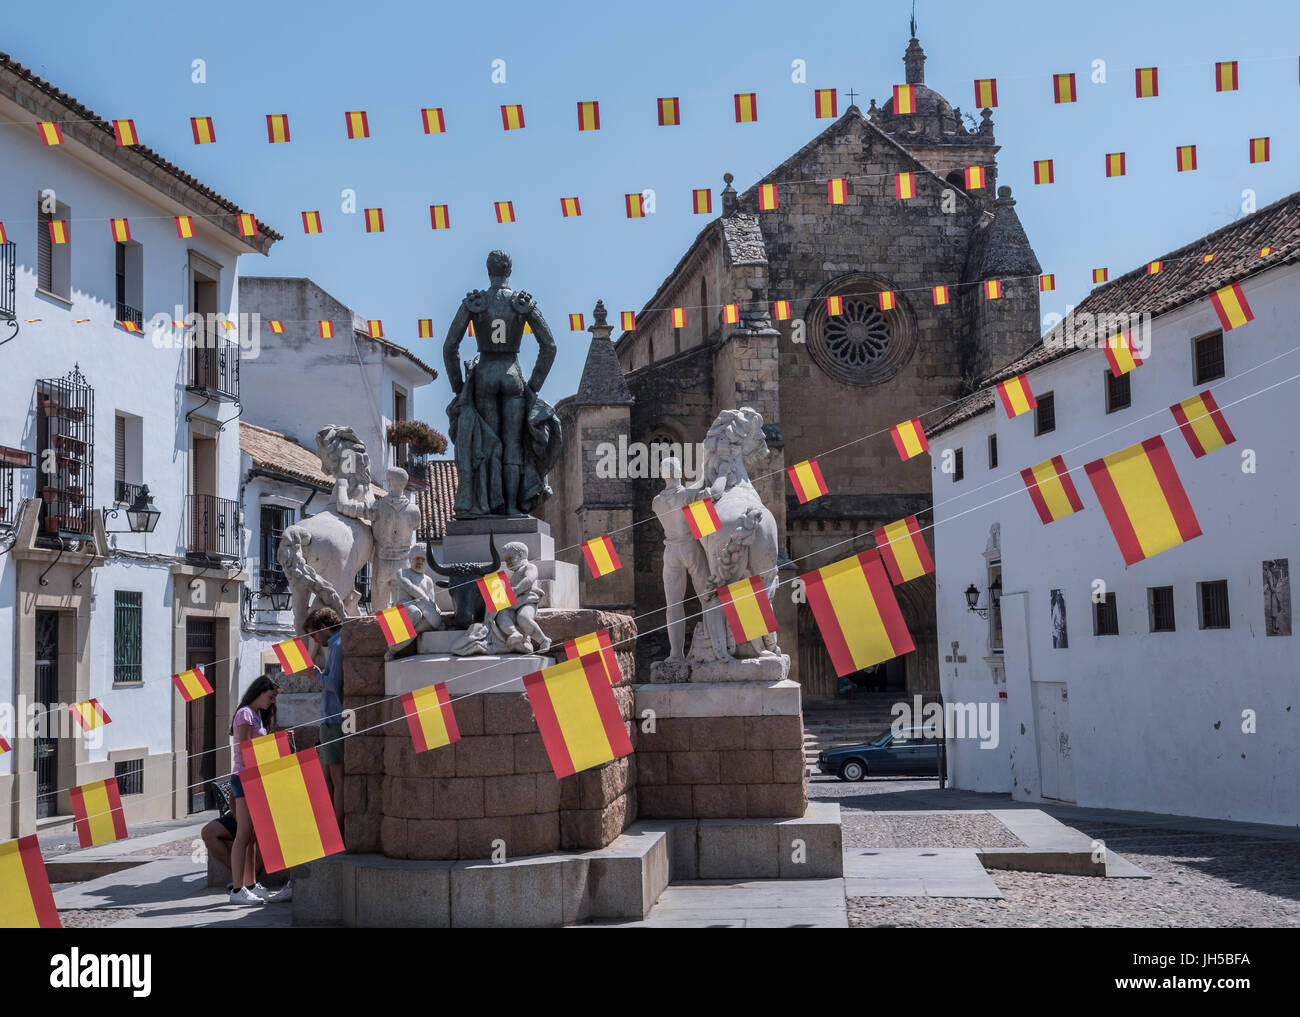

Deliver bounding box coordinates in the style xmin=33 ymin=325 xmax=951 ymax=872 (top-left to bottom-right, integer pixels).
xmin=816 ymin=726 xmax=945 ymax=781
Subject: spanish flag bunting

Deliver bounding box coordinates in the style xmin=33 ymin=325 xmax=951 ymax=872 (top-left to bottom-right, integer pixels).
xmin=241 ymin=748 xmax=344 ymax=872
xmin=984 ymin=279 xmax=1002 ymax=300
xmin=1039 ymin=274 xmax=1056 ymax=292
xmin=758 ymin=183 xmax=778 ymax=210
xmin=1084 ymin=436 xmax=1202 ymax=566
xmin=827 ymin=178 xmax=848 ymax=205
xmin=1215 ymin=60 xmax=1239 ymax=92
xmin=1105 ymin=152 xmax=1127 ymax=177
xmin=560 ymin=197 xmax=581 ymax=218
xmin=569 ymin=313 xmax=585 ymax=331
xmin=657 ymin=97 xmax=681 ymax=126
xmin=723 ymin=303 xmax=740 ymax=325
xmin=421 ymin=107 xmax=446 ymax=134
xmin=109 ymin=217 xmax=131 ymax=243
xmin=1259 ymin=246 xmax=1273 ymax=257
xmin=582 ymin=534 xmax=622 ymax=578
xmin=0 ymin=223 xmax=6 ymax=244
xmin=620 ymin=310 xmax=636 ymax=330
xmin=1093 ymin=267 xmax=1109 ymax=284
xmin=802 ymin=550 xmax=914 ymax=677
xmin=814 ymin=88 xmax=837 ymax=118
xmin=269 ymin=320 xmax=285 ymax=333
xmin=889 ymin=418 xmax=929 ymax=461
xmin=895 ymin=172 xmax=916 ymax=199
xmin=273 ymin=637 xmax=315 ymax=675
xmin=787 ymin=457 xmax=829 ymax=504
xmin=1053 ymin=72 xmax=1077 ymax=104
xmin=932 ymin=285 xmax=950 ymax=306
xmin=430 ymin=204 xmax=451 ymax=229
xmin=1104 ymin=330 xmax=1143 ymax=377
xmin=1176 ymin=145 xmax=1198 ymax=172
xmin=878 ymin=290 xmax=896 ymax=311
xmin=367 ymin=319 xmax=384 ymax=338
xmin=625 ymin=192 xmax=646 ymax=218
xmin=692 ymin=188 xmax=712 ymax=214
xmin=718 ymin=575 xmax=778 ymax=645
xmin=265 ymin=114 xmax=290 ymax=143
xmin=523 ymin=653 xmax=633 ymax=779
xmin=734 ymin=92 xmax=758 ymax=122
xmin=71 ymin=777 xmax=128 ymax=848
xmin=576 ymin=100 xmax=600 ymax=131
xmin=1200 ymin=254 xmax=1216 ymax=264
xmin=995 ymin=374 xmax=1037 ymax=418
xmin=973 ymin=77 xmax=998 ymax=108
xmin=873 ymin=515 xmax=935 ymax=585
xmin=119 ymin=320 xmax=141 ymax=333
xmin=772 ymin=299 xmax=791 ymax=321
xmin=964 ymin=165 xmax=986 ymax=189
xmin=70 ymin=699 xmax=110 ymax=732
xmin=0 ymin=837 xmax=60 ymax=928
xmin=476 ymin=570 xmax=517 ymax=613
xmin=172 ymin=666 xmax=214 ymax=702
xmin=47 ymin=220 xmax=69 ymax=245
xmin=240 ymin=730 xmax=293 ymax=768
xmin=1249 ymin=137 xmax=1270 ymax=163
xmin=401 ymin=683 xmax=461 ymax=753
xmin=495 ymin=200 xmax=516 ymax=224
xmin=190 ymin=116 xmax=216 ymax=144
xmin=500 ymin=104 xmax=525 ymax=130
xmin=37 ymin=121 xmax=64 ymax=145
xmin=1170 ymin=391 xmax=1236 ymax=458
xmin=376 ymin=605 xmax=416 ymax=646
xmin=1135 ymin=66 xmax=1159 ymax=98
xmin=563 ymin=629 xmax=622 ymax=685
xmin=175 ymin=215 xmax=196 ymax=239
xmin=112 ymin=119 xmax=139 ymax=146
xmin=893 ymin=84 xmax=917 ymax=114
xmin=826 ymin=295 xmax=845 ymax=316
xmin=1033 ymin=159 xmax=1054 ymax=185
xmin=301 ymin=210 xmax=323 ymax=234
xmin=670 ymin=306 xmax=686 ymax=328
xmin=364 ymin=208 xmax=384 ymax=233
xmin=318 ymin=320 xmax=334 ymax=339
xmin=1209 ymin=282 xmax=1254 ymax=331
xmin=418 ymin=318 xmax=434 ymax=338
xmin=682 ymin=498 xmax=721 ymax=539
xmin=344 ymin=110 xmax=370 ymax=139
xmin=1147 ymin=260 xmax=1163 ymax=275
xmin=237 ymin=213 xmax=258 ymax=236
xmin=0 ymin=736 xmax=9 ymax=754
xmin=1021 ymin=456 xmax=1085 ymax=524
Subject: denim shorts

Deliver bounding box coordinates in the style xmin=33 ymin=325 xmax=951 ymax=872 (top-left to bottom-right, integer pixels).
xmin=230 ymin=772 xmax=245 ymax=799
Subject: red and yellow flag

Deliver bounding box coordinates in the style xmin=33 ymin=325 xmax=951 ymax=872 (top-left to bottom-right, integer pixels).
xmin=692 ymin=188 xmax=712 ymax=214
xmin=827 ymin=178 xmax=848 ymax=205
xmin=1033 ymin=159 xmax=1054 ymax=184
xmin=802 ymin=550 xmax=914 ymax=677
xmin=265 ymin=114 xmax=290 ymax=143
xmin=318 ymin=320 xmax=334 ymax=339
xmin=268 ymin=320 xmax=285 ymax=333
xmin=242 ymin=748 xmax=345 ymax=872
xmin=237 ymin=212 xmax=258 ymax=236
xmin=973 ymin=78 xmax=998 ymax=108
xmin=682 ymin=498 xmax=721 ymax=539
xmin=173 ymin=667 xmax=214 ymax=702
xmin=1216 ymin=60 xmax=1239 ymax=91
xmin=500 ymin=104 xmax=525 ymax=130
xmin=657 ymin=97 xmax=680 ymax=126
xmin=70 ymin=699 xmax=110 ymax=732
xmin=1085 ymin=436 xmax=1202 ymax=566
xmin=814 ymin=88 xmax=837 ymax=118
xmin=718 ymin=575 xmax=778 ymax=645
xmin=984 ymin=279 xmax=1002 ymax=300
xmin=893 ymin=84 xmax=917 ymax=114
xmin=175 ymin=215 xmax=196 ymax=239
xmin=1135 ymin=67 xmax=1159 ymax=98
xmin=367 ymin=319 xmax=384 ymax=338
xmin=1209 ymin=282 xmax=1253 ymax=330
xmin=0 ymin=836 xmax=61 ymax=928
xmin=1021 ymin=456 xmax=1085 ymax=525
xmin=273 ymin=637 xmax=315 ymax=675
xmin=401 ymin=683 xmax=460 ymax=753
xmin=582 ymin=534 xmax=622 ymax=578
xmin=895 ymin=172 xmax=916 ymax=199
xmin=417 ymin=319 xmax=434 ymax=338
xmin=241 ymin=730 xmax=294 ymax=768
xmin=1039 ymin=274 xmax=1056 ymax=292
xmin=1259 ymin=246 xmax=1273 ymax=258
xmin=0 ymin=223 xmax=9 ymax=244
xmin=1176 ymin=145 xmax=1198 ymax=172
xmin=477 ymin=570 xmax=517 ymax=612
xmin=1170 ymin=391 xmax=1236 ymax=458
xmin=119 ymin=320 xmax=141 ymax=333
xmin=1105 ymin=152 xmax=1127 ymax=178
xmin=964 ymin=166 xmax=986 ymax=190
xmin=569 ymin=313 xmax=585 ymax=331
xmin=723 ymin=303 xmax=740 ymax=325
xmin=71 ymin=777 xmax=128 ymax=848
xmin=826 ymin=295 xmax=844 ymax=316
xmin=576 ymin=100 xmax=600 ymax=131
xmin=429 ymin=204 xmax=451 ymax=230
xmin=772 ymin=299 xmax=791 ymax=321
xmin=560 ymin=196 xmax=581 ymax=218
xmin=376 ymin=605 xmax=416 ymax=646
xmin=932 ymin=285 xmax=950 ymax=305
xmin=112 ymin=119 xmax=139 ymax=145
xmin=1052 ymin=73 xmax=1077 ymax=104
xmin=421 ymin=107 xmax=446 ymax=134
xmin=301 ymin=210 xmax=322 ymax=234
xmin=625 ymin=192 xmax=646 ymax=218
xmin=363 ymin=208 xmax=384 ymax=233
xmin=109 ymin=218 xmax=131 ymax=243
xmin=0 ymin=736 xmax=9 ymax=754
xmin=670 ymin=306 xmax=686 ymax=328
xmin=344 ymin=110 xmax=370 ymax=139
xmin=523 ymin=654 xmax=633 ymax=778
xmin=878 ymin=290 xmax=896 ymax=311
xmin=733 ymin=92 xmax=758 ymax=122
xmin=1104 ymin=330 xmax=1144 ymax=377
xmin=620 ymin=310 xmax=636 ymax=331
xmin=1093 ymin=267 xmax=1109 ymax=284
xmin=47 ymin=220 xmax=69 ymax=245
xmin=1147 ymin=260 xmax=1163 ymax=275
xmin=787 ymin=457 xmax=829 ymax=504
xmin=995 ymin=374 xmax=1037 ymax=418
xmin=758 ymin=183 xmax=778 ymax=210
xmin=495 ymin=200 xmax=516 ymax=224
xmin=889 ymin=418 xmax=929 ymax=461
xmin=37 ymin=121 xmax=64 ymax=145
xmin=563 ymin=630 xmax=622 ymax=685
xmin=873 ymin=515 xmax=934 ymax=585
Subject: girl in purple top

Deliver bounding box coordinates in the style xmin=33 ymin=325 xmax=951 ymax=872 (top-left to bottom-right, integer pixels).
xmin=227 ymin=676 xmax=279 ymax=905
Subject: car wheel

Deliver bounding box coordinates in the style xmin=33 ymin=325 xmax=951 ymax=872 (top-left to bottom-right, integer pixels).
xmin=839 ymin=759 xmax=866 ymax=782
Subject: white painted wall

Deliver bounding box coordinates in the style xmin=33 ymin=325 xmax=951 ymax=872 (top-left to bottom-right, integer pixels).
xmin=932 ymin=263 xmax=1300 ymax=826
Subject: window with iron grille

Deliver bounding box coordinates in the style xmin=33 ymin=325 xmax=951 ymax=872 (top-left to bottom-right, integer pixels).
xmin=1149 ymin=586 xmax=1176 ymax=632
xmin=114 ymin=591 xmax=143 ymax=683
xmin=114 ymin=758 xmax=144 ymax=796
xmin=987 ymin=434 xmax=998 ymax=470
xmin=1035 ymin=392 xmax=1056 ymax=435
xmin=1198 ymin=580 xmax=1231 ymax=629
xmin=953 ymin=447 xmax=964 ymax=482
xmin=1194 ymin=332 xmax=1225 ymax=385
xmin=1093 ymin=592 xmax=1119 ymax=636
xmin=259 ymin=504 xmax=294 ymax=593
xmin=1106 ymin=370 xmax=1131 ymax=413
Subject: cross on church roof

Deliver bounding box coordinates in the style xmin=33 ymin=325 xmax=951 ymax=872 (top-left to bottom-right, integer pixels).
xmin=846 ymin=88 xmax=858 ymax=106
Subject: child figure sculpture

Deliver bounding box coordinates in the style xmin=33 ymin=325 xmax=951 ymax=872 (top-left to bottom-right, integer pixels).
xmin=495 ymin=541 xmax=551 ymax=653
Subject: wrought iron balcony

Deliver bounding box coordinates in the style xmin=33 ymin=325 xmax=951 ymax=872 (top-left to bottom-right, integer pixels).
xmin=188 ymin=341 xmax=240 ymax=402
xmin=115 ymin=479 xmax=145 ymax=505
xmin=115 ymin=301 xmax=143 ymax=330
xmin=186 ymin=493 xmax=241 ymax=560
xmin=1 ymin=241 xmax=15 ymax=346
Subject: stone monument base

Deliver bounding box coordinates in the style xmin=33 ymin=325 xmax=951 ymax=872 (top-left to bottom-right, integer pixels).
xmin=436 ymin=517 xmax=578 ymax=609
xmin=649 ymin=653 xmax=791 ymax=684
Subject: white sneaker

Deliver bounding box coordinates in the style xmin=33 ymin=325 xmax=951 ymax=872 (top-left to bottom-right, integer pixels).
xmin=228 ymin=887 xmax=264 ymax=905
xmin=248 ymin=883 xmax=274 ymax=901
xmin=266 ymin=881 xmax=293 ymax=903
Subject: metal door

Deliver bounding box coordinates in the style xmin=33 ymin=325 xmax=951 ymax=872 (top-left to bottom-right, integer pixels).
xmin=34 ymin=611 xmax=59 ymax=818
xmin=185 ymin=619 xmax=218 ymax=813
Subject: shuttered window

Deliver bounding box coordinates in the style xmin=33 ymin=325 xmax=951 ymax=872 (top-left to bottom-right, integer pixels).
xmin=953 ymin=447 xmax=964 ymax=482
xmin=115 ymin=415 xmax=127 ymax=487
xmin=37 ymin=202 xmax=52 ymax=292
xmin=113 ymin=591 xmax=143 ymax=683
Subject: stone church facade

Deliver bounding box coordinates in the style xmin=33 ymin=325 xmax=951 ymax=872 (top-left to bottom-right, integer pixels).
xmin=541 ymin=35 xmax=1042 ymax=698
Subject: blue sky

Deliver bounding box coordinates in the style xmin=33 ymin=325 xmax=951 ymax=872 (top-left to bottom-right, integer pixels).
xmin=6 ymin=0 xmax=1298 ymax=432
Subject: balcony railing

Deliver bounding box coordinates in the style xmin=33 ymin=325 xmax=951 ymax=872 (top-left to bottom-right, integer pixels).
xmin=186 ymin=494 xmax=241 ymax=560
xmin=115 ymin=479 xmax=145 ymax=505
xmin=1 ymin=242 xmax=15 ymax=321
xmin=115 ymin=301 xmax=143 ymax=330
xmin=188 ymin=342 xmax=240 ymax=402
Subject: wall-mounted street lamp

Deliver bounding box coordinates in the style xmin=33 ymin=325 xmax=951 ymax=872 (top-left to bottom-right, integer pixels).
xmin=102 ymin=484 xmax=160 ymax=533
xmin=964 ymin=574 xmax=1002 ymax=618
xmin=259 ymin=572 xmax=292 ymax=613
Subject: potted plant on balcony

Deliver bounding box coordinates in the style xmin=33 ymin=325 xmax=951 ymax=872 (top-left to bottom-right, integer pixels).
xmin=386 ymin=419 xmax=447 ymax=457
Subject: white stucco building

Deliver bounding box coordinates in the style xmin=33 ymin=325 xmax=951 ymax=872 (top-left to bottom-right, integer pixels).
xmin=928 ymin=191 xmax=1300 ymax=826
xmin=0 ymin=54 xmax=280 ymax=837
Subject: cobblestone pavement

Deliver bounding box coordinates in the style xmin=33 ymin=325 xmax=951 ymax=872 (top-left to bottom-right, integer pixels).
xmin=57 ymin=908 xmax=146 ymax=929
xmin=843 ymin=811 xmax=1025 ymax=849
